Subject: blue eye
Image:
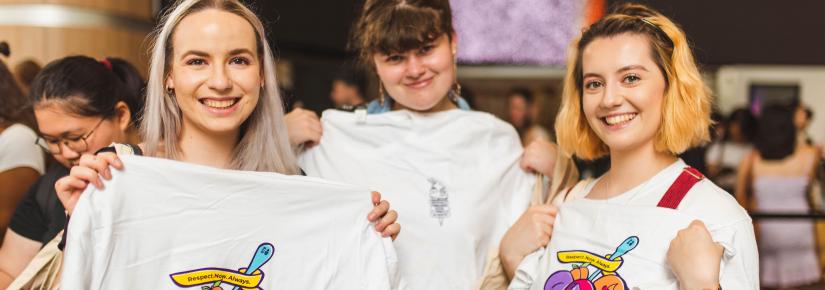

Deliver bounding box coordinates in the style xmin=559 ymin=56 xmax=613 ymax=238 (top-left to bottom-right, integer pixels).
xmin=230 ymin=57 xmax=250 ymax=65
xmin=624 ymin=74 xmax=641 ymax=83
xmin=584 ymin=80 xmax=603 ymax=90
xmin=186 ymin=58 xmax=206 ymax=66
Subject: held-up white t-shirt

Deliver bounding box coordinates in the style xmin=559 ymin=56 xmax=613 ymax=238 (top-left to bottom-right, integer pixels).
xmin=62 ymin=155 xmax=401 ymax=290
xmin=0 ymin=123 xmax=45 ymax=174
xmin=510 ymin=159 xmax=759 ymax=290
xmin=299 ymin=109 xmax=535 ymax=290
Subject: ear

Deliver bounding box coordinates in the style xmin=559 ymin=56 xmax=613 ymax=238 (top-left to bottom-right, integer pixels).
xmin=165 ymin=74 xmax=175 ymax=90
xmin=450 ymin=32 xmax=459 ymax=55
xmin=113 ymin=101 xmax=132 ymax=132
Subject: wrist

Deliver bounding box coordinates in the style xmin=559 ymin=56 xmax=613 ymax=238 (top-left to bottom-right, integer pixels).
xmin=679 ymin=279 xmax=720 ymax=290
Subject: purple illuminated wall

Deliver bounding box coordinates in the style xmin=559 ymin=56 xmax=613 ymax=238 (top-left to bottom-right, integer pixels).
xmin=452 ymin=0 xmax=584 ymax=66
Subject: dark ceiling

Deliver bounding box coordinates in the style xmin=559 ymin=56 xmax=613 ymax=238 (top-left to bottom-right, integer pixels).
xmin=617 ymin=0 xmax=825 ymax=66
xmin=160 ymin=0 xmax=825 ymax=65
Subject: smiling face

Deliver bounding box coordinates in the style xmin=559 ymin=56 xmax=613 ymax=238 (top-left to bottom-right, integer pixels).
xmin=372 ymin=34 xmax=457 ymax=112
xmin=166 ymin=8 xmax=261 ymax=138
xmin=581 ymin=33 xmax=667 ymax=154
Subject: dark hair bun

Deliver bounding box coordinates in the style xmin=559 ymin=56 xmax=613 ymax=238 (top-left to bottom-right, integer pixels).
xmin=0 ymin=42 xmax=9 ymax=57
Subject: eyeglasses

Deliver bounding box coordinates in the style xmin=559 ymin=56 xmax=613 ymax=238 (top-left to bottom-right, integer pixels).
xmin=35 ymin=118 xmax=106 ymax=154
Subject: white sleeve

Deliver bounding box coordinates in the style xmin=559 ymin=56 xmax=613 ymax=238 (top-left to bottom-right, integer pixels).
xmin=508 ymin=248 xmax=545 ymax=290
xmin=0 ymin=125 xmax=45 ymax=174
xmin=704 ymin=143 xmax=721 ymax=167
xmin=714 ymin=219 xmax=760 ymax=290
xmin=486 ymin=121 xmax=534 ymax=226
xmin=357 ymin=223 xmax=405 ymax=290
xmin=60 ymin=186 xmax=100 ymax=289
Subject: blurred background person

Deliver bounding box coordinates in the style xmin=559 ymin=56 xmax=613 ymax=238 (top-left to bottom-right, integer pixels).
xmin=0 ymin=56 xmax=142 ymax=287
xmin=736 ymin=104 xmax=822 ymax=289
xmin=12 ymin=59 xmax=41 ymax=97
xmin=707 ymin=107 xmax=755 ymax=192
xmin=329 ymin=62 xmax=367 ymax=108
xmin=0 ymin=42 xmax=44 ymax=246
xmin=505 ymin=87 xmax=550 ymax=146
xmin=795 ymin=105 xmax=815 ymax=147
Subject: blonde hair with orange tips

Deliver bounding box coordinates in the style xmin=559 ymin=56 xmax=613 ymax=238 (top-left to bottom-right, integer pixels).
xmin=556 ymin=3 xmax=712 ymax=160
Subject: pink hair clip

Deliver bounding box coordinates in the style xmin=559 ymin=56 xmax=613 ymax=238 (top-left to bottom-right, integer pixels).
xmin=100 ymin=58 xmax=112 ymax=70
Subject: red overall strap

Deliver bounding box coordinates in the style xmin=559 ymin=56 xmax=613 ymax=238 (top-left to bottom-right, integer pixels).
xmin=657 ymin=167 xmax=704 ymax=209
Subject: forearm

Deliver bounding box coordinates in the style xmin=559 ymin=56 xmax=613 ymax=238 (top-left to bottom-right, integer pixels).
xmin=500 ymin=250 xmax=521 ymax=281
xmin=679 ymin=282 xmax=720 ymax=290
xmin=0 ymin=268 xmax=16 ymax=288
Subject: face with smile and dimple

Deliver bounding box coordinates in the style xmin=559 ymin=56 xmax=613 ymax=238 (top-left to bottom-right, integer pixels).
xmin=166 ymin=9 xmax=262 ymax=137
xmin=372 ymin=34 xmax=457 ymax=112
xmin=581 ymin=33 xmax=667 ymax=154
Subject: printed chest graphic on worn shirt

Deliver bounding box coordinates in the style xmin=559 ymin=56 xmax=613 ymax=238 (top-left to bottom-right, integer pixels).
xmin=544 ymin=236 xmax=638 ymax=290
xmin=428 ymin=178 xmax=450 ymax=225
xmin=170 ymin=243 xmax=274 ymax=290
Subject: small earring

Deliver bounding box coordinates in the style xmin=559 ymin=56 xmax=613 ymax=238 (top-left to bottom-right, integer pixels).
xmin=166 ymin=87 xmax=175 ymax=98
xmin=451 ymin=60 xmax=461 ymax=103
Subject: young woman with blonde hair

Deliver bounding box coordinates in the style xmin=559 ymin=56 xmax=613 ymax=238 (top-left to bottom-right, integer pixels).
xmin=504 ymin=4 xmax=758 ymax=289
xmin=55 ymin=0 xmax=398 ymax=239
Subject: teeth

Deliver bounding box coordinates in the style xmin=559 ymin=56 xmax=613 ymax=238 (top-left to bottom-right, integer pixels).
xmin=605 ymin=113 xmax=636 ymax=125
xmin=203 ymin=99 xmax=237 ymax=109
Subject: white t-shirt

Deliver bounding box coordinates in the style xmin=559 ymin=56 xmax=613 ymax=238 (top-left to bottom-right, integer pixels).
xmin=299 ymin=109 xmax=535 ymax=290
xmin=0 ymin=123 xmax=45 ymax=174
xmin=705 ymin=142 xmax=752 ymax=169
xmin=510 ymin=159 xmax=758 ymax=290
xmin=62 ymin=155 xmax=401 ymax=289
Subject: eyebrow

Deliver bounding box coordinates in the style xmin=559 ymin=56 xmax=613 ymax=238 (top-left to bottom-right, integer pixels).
xmin=617 ymin=65 xmax=649 ymax=73
xmin=180 ymin=50 xmax=209 ymax=59
xmin=582 ymin=65 xmax=650 ymax=80
xmin=41 ymin=129 xmax=84 ymax=139
xmin=180 ymin=48 xmax=255 ymax=59
xmin=583 ymin=72 xmax=602 ymax=80
xmin=228 ymin=48 xmax=255 ymax=56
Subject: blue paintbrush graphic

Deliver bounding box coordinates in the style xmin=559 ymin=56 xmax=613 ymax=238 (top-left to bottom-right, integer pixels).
xmin=231 ymin=243 xmax=275 ymax=290
xmin=587 ymin=236 xmax=639 ymax=281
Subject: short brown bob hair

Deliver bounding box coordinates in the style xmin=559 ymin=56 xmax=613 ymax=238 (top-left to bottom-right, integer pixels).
xmin=350 ymin=0 xmax=455 ymax=69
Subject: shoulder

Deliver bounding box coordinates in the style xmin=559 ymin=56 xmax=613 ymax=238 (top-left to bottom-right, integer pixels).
xmin=553 ymin=178 xmax=596 ymax=205
xmin=0 ymin=124 xmax=45 ymax=173
xmin=453 ymin=110 xmax=519 ymax=135
xmin=95 ymin=143 xmax=144 ymax=156
xmin=459 ymin=111 xmax=522 ymax=150
xmin=0 ymin=123 xmax=38 ymax=146
xmin=680 ymin=178 xmax=751 ymax=227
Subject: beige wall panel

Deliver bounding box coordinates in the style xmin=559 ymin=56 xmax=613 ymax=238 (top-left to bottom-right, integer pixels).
xmin=0 ymin=0 xmax=153 ymax=20
xmin=1 ymin=25 xmax=149 ymax=76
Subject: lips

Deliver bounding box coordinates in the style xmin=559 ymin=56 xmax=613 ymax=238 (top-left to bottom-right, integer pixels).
xmin=199 ymin=97 xmax=240 ymax=110
xmin=198 ymin=97 xmax=242 ymax=116
xmin=601 ymin=112 xmax=637 ymax=126
xmin=404 ymin=77 xmax=433 ymax=89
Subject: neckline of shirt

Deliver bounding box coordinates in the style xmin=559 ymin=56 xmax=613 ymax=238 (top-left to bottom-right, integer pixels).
xmin=581 ymin=158 xmax=687 ymax=205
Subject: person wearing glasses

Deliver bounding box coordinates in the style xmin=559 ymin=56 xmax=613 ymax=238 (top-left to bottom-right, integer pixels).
xmin=0 ymin=55 xmax=142 ymax=288
xmin=0 ymin=48 xmax=44 ymax=246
